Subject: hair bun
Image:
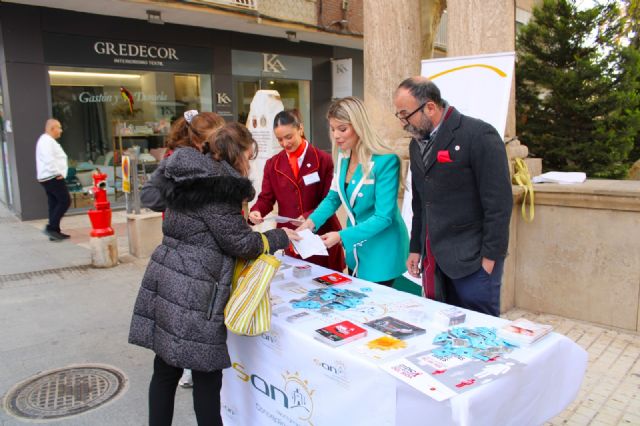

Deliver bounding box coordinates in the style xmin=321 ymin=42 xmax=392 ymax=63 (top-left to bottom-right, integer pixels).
xmin=184 ymin=110 xmax=199 ymax=124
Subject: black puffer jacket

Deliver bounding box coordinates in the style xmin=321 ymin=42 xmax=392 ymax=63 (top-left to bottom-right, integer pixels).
xmin=128 ymin=147 xmax=288 ymax=372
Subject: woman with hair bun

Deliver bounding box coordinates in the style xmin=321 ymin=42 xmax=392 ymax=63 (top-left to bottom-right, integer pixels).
xmin=140 ymin=110 xmax=225 ymax=212
xmin=249 ymin=109 xmax=345 ymax=272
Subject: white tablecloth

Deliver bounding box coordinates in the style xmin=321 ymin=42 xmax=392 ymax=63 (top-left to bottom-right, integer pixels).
xmin=220 ymin=256 xmax=587 ymax=426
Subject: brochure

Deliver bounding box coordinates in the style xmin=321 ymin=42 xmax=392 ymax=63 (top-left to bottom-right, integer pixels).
xmin=314 ymin=320 xmax=368 ymax=346
xmin=313 ymin=273 xmax=353 ymax=286
xmin=497 ymin=318 xmax=553 ymax=346
xmin=365 ymin=316 xmax=426 ymax=340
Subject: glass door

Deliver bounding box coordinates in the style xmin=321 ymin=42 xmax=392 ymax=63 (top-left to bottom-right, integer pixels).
xmin=234 ymin=77 xmax=310 ymax=136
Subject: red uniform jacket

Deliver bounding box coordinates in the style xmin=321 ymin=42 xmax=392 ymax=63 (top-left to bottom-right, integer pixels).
xmin=251 ymin=143 xmax=346 ymax=272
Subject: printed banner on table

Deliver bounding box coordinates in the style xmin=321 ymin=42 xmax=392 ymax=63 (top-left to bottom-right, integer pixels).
xmin=221 ymin=322 xmax=396 ymax=426
xmin=381 ymin=349 xmax=524 ymax=402
xmin=221 ymin=255 xmax=587 ymax=426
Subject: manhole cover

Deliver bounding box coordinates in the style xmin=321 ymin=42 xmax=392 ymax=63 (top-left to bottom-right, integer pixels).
xmin=4 ymin=364 xmax=127 ymax=420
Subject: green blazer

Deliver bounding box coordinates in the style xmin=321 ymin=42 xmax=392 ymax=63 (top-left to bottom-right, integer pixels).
xmin=310 ymin=152 xmax=409 ymax=282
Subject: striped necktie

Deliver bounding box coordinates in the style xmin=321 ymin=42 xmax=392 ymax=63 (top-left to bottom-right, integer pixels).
xmin=420 ymin=131 xmax=436 ymax=299
xmin=420 ymin=132 xmax=436 ymax=168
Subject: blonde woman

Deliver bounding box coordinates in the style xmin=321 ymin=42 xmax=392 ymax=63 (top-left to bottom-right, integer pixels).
xmin=298 ymin=97 xmax=409 ymax=285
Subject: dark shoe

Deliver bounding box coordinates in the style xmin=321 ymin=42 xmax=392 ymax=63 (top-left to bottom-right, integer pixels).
xmin=57 ymin=232 xmax=71 ymax=239
xmin=43 ymin=227 xmax=56 ymax=239
xmin=44 ymin=229 xmax=67 ymax=240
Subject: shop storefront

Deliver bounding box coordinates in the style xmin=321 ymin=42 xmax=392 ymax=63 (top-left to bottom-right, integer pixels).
xmin=232 ymin=50 xmax=312 ymax=132
xmin=0 ymin=3 xmax=363 ymax=220
xmin=43 ymin=34 xmax=214 ymax=208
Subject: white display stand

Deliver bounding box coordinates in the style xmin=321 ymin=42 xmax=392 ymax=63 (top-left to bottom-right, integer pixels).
xmin=246 ymin=90 xmax=284 ymax=207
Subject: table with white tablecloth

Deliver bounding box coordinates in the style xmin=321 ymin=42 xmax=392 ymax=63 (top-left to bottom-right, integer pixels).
xmin=220 ymin=256 xmax=587 ymax=426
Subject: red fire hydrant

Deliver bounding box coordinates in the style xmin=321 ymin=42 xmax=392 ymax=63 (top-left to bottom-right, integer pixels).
xmin=87 ymin=170 xmax=114 ymax=237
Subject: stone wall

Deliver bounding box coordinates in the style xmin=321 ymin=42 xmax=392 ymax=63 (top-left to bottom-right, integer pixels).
xmin=319 ymin=0 xmax=363 ymax=34
xmin=505 ymin=180 xmax=640 ymax=331
xmin=259 ymin=0 xmax=317 ymax=26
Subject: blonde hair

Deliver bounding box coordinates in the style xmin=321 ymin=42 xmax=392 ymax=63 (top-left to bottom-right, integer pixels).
xmin=327 ymin=97 xmax=395 ymax=179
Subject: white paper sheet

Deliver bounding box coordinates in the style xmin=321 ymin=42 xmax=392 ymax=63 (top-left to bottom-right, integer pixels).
xmin=290 ymin=229 xmax=328 ymax=259
xmin=264 ymin=215 xmax=304 ymax=225
xmin=532 ymin=171 xmax=587 ymax=184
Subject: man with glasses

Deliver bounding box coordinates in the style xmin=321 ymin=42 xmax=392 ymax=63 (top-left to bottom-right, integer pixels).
xmin=394 ymin=77 xmax=512 ymax=317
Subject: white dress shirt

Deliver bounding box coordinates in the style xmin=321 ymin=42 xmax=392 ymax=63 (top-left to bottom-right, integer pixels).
xmin=36 ymin=133 xmax=68 ymax=181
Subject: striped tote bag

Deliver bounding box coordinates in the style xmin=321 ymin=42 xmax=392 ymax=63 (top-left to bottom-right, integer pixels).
xmin=224 ymin=234 xmax=281 ymax=336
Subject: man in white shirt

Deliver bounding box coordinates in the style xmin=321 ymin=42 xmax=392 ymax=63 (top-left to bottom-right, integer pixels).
xmin=36 ymin=119 xmax=71 ymax=241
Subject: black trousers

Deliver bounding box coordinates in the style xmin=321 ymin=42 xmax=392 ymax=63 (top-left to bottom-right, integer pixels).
xmin=40 ymin=178 xmax=70 ymax=232
xmin=149 ymin=355 xmax=223 ymax=426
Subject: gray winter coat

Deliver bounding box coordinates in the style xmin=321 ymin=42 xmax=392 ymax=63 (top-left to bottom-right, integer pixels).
xmin=128 ymin=147 xmax=289 ymax=372
xmin=140 ymin=160 xmax=168 ymax=212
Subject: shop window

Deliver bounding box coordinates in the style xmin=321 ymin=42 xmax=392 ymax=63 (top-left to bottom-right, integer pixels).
xmin=49 ymin=67 xmax=212 ymax=209
xmin=235 ymin=78 xmax=310 ymax=135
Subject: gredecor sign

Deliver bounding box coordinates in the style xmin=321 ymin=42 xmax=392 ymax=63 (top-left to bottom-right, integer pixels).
xmin=93 ymin=41 xmax=179 ymax=67
xmin=44 ymin=33 xmax=213 ymax=73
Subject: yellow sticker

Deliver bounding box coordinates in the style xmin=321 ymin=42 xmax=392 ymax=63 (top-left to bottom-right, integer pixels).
xmin=367 ymin=336 xmax=407 ymax=351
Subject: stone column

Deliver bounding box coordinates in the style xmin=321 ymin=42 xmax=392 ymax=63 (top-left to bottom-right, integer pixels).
xmin=363 ymin=0 xmax=427 ymax=198
xmin=420 ymin=0 xmax=448 ymax=59
xmin=446 ymin=0 xmax=517 ymax=138
xmin=363 ymin=0 xmax=446 ymax=213
xmin=363 ymin=0 xmax=422 ymax=147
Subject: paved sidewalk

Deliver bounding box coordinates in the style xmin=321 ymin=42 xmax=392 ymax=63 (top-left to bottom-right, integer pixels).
xmin=0 ymin=206 xmax=91 ymax=275
xmin=0 ymin=205 xmax=639 ymax=425
xmin=504 ymin=309 xmax=640 ymax=426
xmin=0 ymin=207 xmax=196 ymax=426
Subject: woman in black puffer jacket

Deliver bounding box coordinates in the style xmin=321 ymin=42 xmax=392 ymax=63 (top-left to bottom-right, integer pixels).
xmin=129 ymin=122 xmax=297 ymax=426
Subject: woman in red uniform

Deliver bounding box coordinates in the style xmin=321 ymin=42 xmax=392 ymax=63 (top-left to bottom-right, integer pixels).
xmin=249 ymin=110 xmax=345 ymax=272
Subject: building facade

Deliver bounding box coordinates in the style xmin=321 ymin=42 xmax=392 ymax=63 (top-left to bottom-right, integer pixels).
xmin=0 ymin=1 xmax=364 ymax=219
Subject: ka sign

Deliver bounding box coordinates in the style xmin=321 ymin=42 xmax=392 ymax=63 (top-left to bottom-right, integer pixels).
xmin=332 ymin=58 xmax=352 ymax=99
xmin=216 ymin=92 xmax=231 ymax=104
xmin=263 ymin=54 xmax=287 ymax=73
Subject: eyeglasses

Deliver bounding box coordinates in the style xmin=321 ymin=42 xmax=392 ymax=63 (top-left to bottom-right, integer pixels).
xmin=395 ymin=102 xmax=427 ymax=123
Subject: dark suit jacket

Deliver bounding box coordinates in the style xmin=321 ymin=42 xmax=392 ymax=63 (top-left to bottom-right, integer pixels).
xmin=409 ymin=107 xmax=512 ymax=279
